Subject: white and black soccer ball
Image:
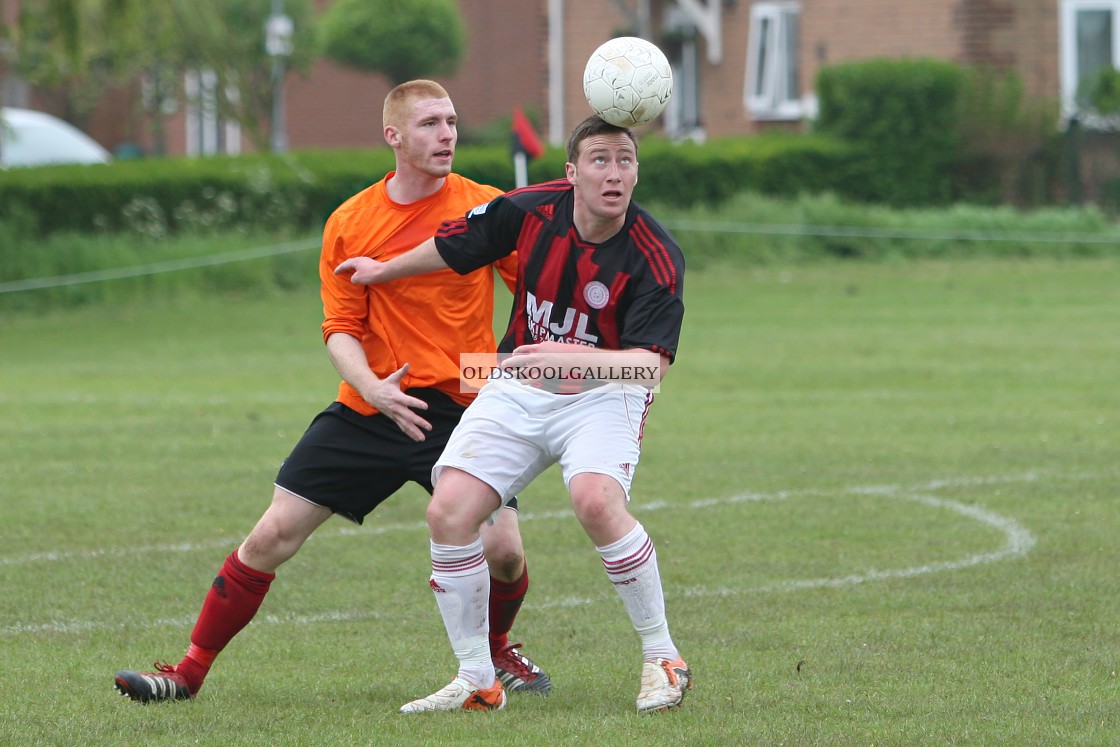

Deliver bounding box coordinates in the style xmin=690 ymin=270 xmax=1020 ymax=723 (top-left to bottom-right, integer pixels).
xmin=582 ymin=36 xmax=673 ymax=128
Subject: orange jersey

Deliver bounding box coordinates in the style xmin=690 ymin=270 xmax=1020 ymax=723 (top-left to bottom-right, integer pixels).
xmin=320 ymin=172 xmax=515 ymax=415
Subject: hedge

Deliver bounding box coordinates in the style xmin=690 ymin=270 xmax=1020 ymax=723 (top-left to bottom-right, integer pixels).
xmin=815 ymin=57 xmax=966 ymax=206
xmin=0 ymin=135 xmax=856 ymax=238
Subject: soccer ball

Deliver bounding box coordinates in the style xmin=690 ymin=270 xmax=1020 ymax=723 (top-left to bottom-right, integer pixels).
xmin=582 ymin=36 xmax=673 ymax=128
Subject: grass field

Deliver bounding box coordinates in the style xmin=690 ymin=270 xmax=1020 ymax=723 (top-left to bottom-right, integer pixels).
xmin=1 ymin=257 xmax=1118 ymax=746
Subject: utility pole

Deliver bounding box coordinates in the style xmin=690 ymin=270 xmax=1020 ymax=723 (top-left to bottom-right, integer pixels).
xmin=265 ymin=0 xmax=293 ymax=153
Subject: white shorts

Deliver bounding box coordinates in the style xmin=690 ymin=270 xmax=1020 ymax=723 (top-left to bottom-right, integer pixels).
xmin=433 ymin=381 xmax=653 ymax=502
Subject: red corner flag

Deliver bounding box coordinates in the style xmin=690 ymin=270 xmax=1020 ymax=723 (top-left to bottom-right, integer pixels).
xmin=511 ymin=106 xmax=544 ymax=159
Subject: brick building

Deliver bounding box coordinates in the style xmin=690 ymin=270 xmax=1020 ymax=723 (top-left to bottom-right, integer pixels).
xmin=2 ymin=1 xmax=1117 ymax=158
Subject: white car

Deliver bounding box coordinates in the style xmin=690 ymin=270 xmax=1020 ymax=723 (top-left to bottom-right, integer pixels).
xmin=0 ymin=107 xmax=112 ymax=169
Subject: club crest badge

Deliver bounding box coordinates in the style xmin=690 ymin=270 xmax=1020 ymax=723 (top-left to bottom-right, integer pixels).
xmin=584 ymin=281 xmax=609 ymax=309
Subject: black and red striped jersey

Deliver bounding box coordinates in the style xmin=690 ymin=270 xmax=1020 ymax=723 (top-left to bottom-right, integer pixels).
xmin=434 ymin=178 xmax=685 ymax=362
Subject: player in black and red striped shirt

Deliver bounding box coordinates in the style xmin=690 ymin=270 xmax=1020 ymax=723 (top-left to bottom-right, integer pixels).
xmin=336 ymin=115 xmax=690 ymax=715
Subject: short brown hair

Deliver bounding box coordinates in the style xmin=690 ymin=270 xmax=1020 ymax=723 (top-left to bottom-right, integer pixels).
xmin=383 ymin=79 xmax=450 ymax=130
xmin=565 ymin=115 xmax=637 ymax=163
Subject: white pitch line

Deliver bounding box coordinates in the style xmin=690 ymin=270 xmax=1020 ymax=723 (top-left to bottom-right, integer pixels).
xmin=511 ymin=487 xmax=1038 ymax=607
xmin=0 ymin=472 xmax=1064 ymax=637
xmin=3 ymin=610 xmax=394 ymax=637
xmin=0 ymin=474 xmax=1038 ymax=567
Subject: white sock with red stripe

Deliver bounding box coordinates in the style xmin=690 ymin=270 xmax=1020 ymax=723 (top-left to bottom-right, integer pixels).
xmin=429 ymin=538 xmax=495 ymax=688
xmin=597 ymin=522 xmax=680 ymax=662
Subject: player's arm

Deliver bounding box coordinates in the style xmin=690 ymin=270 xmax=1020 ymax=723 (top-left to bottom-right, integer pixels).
xmin=333 ymin=237 xmax=448 ymax=285
xmin=324 ymin=332 xmax=432 ymax=442
xmin=616 ymin=256 xmax=685 ymax=379
xmin=320 ymin=214 xmax=435 ymax=440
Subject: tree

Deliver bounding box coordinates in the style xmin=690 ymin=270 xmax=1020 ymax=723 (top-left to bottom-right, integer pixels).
xmin=1084 ymin=66 xmax=1120 ymax=116
xmin=4 ymin=0 xmax=317 ymax=154
xmin=318 ymin=0 xmax=464 ymax=85
xmin=161 ymin=0 xmax=317 ymax=153
xmin=7 ymin=0 xmax=140 ymax=126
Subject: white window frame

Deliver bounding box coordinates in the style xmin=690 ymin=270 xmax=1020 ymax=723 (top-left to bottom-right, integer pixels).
xmin=1059 ymin=0 xmax=1120 ymax=121
xmin=184 ymin=68 xmax=241 ymax=157
xmin=744 ymin=1 xmax=802 ymax=120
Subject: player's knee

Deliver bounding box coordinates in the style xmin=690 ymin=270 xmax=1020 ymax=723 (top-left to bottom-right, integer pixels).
xmin=427 ymin=471 xmax=500 ymax=542
xmin=479 ymin=508 xmax=525 ymax=578
xmin=240 ymin=521 xmax=297 ymax=571
xmin=569 ymin=483 xmax=615 ymax=523
xmin=426 ymin=494 xmax=477 ymax=540
xmin=485 ymin=546 xmax=525 ymax=581
xmin=569 ymin=475 xmax=629 ymax=533
xmin=425 ymin=498 xmax=451 ymax=535
xmin=570 ymin=492 xmax=611 ymax=529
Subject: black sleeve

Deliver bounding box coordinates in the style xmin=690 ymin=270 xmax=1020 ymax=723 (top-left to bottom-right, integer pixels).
xmin=434 ymin=195 xmax=523 ymax=275
xmin=620 ymin=272 xmax=685 ymax=363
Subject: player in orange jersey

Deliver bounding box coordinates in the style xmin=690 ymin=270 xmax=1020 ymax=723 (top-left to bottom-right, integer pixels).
xmin=113 ymin=80 xmax=548 ymax=705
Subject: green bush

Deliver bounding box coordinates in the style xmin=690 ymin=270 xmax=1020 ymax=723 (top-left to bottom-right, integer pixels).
xmin=951 ymin=66 xmax=1063 ymax=206
xmin=631 ymin=134 xmax=853 ymax=208
xmin=816 ymin=57 xmax=965 ymax=206
xmin=0 ymin=150 xmax=399 ymax=237
xmin=1080 ymin=65 xmax=1120 ymax=114
xmin=0 ymin=136 xmax=858 ymax=238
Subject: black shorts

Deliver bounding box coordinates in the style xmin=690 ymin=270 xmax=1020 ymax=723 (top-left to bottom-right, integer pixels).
xmin=275 ymin=389 xmax=517 ymax=524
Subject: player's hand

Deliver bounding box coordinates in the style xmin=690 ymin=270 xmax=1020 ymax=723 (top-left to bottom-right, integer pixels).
xmin=360 ymin=364 xmax=433 ymax=442
xmin=501 ymin=341 xmax=579 ymax=369
xmin=334 ymin=256 xmax=388 ymax=285
xmin=500 ymin=342 xmax=586 ymax=391
xmin=508 ymin=341 xmax=574 ymax=355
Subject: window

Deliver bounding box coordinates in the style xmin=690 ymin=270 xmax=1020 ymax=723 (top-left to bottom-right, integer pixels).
xmin=184 ymin=68 xmax=241 ymax=157
xmin=1059 ymin=1 xmax=1120 ymax=119
xmin=745 ymin=2 xmax=801 ymax=120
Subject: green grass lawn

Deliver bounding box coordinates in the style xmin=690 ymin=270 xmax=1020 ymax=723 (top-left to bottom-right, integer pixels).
xmin=1 ymin=257 xmax=1118 ymax=746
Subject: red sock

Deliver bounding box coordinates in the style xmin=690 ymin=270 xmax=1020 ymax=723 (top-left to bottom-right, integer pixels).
xmin=488 ymin=566 xmax=528 ymax=654
xmin=177 ymin=550 xmax=275 ymax=692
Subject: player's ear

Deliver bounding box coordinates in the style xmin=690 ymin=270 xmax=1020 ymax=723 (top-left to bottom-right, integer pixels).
xmin=565 ymin=161 xmax=577 ymax=184
xmin=384 ymin=125 xmax=401 ymax=148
